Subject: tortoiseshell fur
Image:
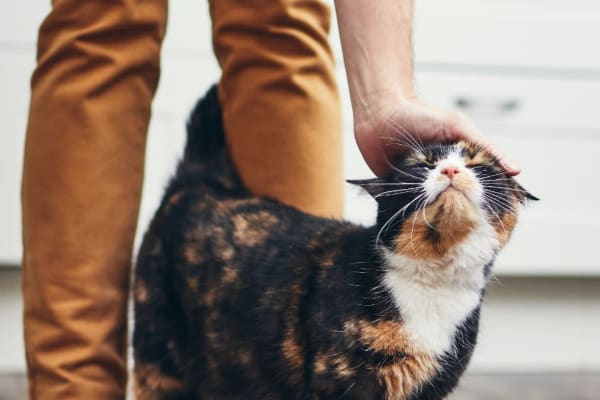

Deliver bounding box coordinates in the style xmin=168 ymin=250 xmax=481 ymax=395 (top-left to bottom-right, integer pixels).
xmin=134 ymin=86 xmax=533 ymax=399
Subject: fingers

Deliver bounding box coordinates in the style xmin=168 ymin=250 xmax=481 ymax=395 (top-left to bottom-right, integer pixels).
xmin=354 ymin=102 xmax=522 ymax=179
xmin=448 ymin=112 xmax=521 ymax=176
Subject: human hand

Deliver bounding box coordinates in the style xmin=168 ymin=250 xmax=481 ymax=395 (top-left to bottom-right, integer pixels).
xmin=353 ymin=96 xmax=521 ymax=178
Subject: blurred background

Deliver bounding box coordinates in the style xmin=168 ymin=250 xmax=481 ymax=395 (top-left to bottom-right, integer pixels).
xmin=1 ymin=0 xmax=599 ymax=399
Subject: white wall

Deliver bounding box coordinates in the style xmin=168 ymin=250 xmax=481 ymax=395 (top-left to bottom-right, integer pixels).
xmin=472 ymin=277 xmax=600 ymax=372
xmin=0 ymin=270 xmax=25 ymax=372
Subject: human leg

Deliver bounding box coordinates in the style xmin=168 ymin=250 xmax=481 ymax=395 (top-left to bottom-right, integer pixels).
xmin=21 ymin=0 xmax=167 ymax=398
xmin=210 ymin=0 xmax=344 ymax=218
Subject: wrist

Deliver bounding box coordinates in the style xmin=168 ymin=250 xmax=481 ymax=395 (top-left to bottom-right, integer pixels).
xmin=352 ymin=88 xmax=418 ymax=132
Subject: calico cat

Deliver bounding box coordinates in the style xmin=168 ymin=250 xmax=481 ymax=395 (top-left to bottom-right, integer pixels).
xmin=133 ymin=85 xmax=536 ymax=400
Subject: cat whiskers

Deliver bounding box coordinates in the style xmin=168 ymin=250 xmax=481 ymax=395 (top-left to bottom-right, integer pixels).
xmin=339 ymin=381 xmax=357 ymax=398
xmin=380 ymin=153 xmax=426 ymax=182
xmin=395 ymin=168 xmax=427 ymax=182
xmin=383 ymin=117 xmax=427 ymax=154
xmin=374 ymin=187 xmax=422 ymax=199
xmin=473 ymin=170 xmax=508 ymax=180
xmin=421 ymin=203 xmax=437 ymax=231
xmin=483 ymin=198 xmax=508 ymax=238
xmin=365 ymin=182 xmax=421 ymax=186
xmin=380 ymin=135 xmax=422 ymax=156
xmin=409 ymin=195 xmax=431 ymax=254
xmin=483 ymin=191 xmax=515 ymax=211
xmin=377 ymin=136 xmax=429 ymax=183
xmin=375 ymin=192 xmax=428 ymax=248
xmin=482 ymin=184 xmax=530 ymax=196
xmin=482 ymin=192 xmax=519 ymax=237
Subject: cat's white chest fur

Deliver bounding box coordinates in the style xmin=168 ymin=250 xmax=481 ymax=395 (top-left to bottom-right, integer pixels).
xmin=382 ymin=221 xmax=499 ymax=356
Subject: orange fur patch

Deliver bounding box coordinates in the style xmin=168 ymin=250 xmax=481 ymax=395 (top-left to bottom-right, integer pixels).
xmin=492 ymin=199 xmax=519 ymax=246
xmin=319 ymin=250 xmax=336 ymax=268
xmin=232 ymin=211 xmax=278 ymax=246
xmin=344 ymin=319 xmax=438 ymax=399
xmin=221 ymin=265 xmax=238 ymax=284
xmin=345 ymin=320 xmax=412 ymax=355
xmin=134 ymin=280 xmax=149 ymax=303
xmin=314 ymin=354 xmax=328 ymax=374
xmin=394 ymin=190 xmax=479 ymax=259
xmin=331 ymin=355 xmax=355 ymax=378
xmin=281 ymin=282 xmax=306 ymax=384
xmin=281 ymin=327 xmax=304 ymax=384
xmin=203 ymin=286 xmax=217 ymax=307
xmin=163 ymin=191 xmax=185 ymax=213
xmin=238 ymin=349 xmax=253 ymax=366
xmin=135 ymin=363 xmax=185 ymax=400
xmin=378 ymin=353 xmax=437 ymax=400
xmin=184 ymin=246 xmax=203 ymax=264
xmin=185 ymin=276 xmax=199 ymax=291
xmin=448 ymin=172 xmax=477 ymax=193
xmin=457 ymin=141 xmax=495 ymax=166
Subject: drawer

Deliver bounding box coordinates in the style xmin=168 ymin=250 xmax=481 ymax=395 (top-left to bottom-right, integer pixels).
xmin=414 ymin=70 xmax=600 ymax=129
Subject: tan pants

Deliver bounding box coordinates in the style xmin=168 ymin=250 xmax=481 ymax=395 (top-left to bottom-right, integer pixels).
xmin=21 ymin=0 xmax=343 ymax=398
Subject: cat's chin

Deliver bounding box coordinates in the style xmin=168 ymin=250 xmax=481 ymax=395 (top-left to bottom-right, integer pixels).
xmin=392 ymin=190 xmax=482 ymax=260
xmin=435 ymin=186 xmax=470 ymax=204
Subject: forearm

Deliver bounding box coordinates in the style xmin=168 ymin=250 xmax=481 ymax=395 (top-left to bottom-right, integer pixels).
xmin=334 ymin=0 xmax=415 ymax=125
xmin=334 ymin=0 xmax=520 ymax=177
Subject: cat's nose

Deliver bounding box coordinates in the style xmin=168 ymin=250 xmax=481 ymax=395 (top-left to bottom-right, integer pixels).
xmin=441 ymin=166 xmax=460 ymax=180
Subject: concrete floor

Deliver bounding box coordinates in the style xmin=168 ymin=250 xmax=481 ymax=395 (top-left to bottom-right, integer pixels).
xmin=1 ymin=373 xmax=599 ymax=399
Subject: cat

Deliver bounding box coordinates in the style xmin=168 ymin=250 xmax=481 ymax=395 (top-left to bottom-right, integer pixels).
xmin=133 ymin=85 xmax=536 ymax=400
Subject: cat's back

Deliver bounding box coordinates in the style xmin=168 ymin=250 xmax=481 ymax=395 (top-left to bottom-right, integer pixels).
xmin=134 ymin=181 xmax=367 ymax=399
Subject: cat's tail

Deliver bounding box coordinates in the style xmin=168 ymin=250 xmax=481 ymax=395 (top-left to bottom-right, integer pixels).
xmin=172 ymin=84 xmax=242 ymax=193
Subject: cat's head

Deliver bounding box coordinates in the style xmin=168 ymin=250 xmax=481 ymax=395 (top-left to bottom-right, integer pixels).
xmin=350 ymin=141 xmax=537 ymax=261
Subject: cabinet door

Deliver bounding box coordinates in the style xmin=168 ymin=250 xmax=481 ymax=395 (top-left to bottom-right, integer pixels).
xmin=0 ymin=54 xmax=35 ymax=265
xmin=413 ymin=0 xmax=600 ymax=70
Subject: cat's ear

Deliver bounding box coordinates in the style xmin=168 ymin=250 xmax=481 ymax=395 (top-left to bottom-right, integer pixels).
xmin=347 ymin=179 xmax=386 ymax=199
xmin=516 ymin=183 xmax=539 ymax=204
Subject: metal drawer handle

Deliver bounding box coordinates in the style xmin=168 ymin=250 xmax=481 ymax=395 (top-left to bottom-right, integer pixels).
xmin=454 ymin=96 xmax=519 ymax=114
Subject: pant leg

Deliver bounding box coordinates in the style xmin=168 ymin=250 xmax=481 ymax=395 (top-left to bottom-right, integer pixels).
xmin=21 ymin=1 xmax=167 ymax=399
xmin=210 ymin=0 xmax=344 ymax=218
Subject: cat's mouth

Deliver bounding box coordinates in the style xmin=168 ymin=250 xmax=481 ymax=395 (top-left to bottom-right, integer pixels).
xmin=429 ymin=184 xmax=470 ymax=205
xmin=445 ymin=184 xmax=467 ymax=196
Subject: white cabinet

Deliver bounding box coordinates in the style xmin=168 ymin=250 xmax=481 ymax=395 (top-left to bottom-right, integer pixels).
xmin=413 ymin=0 xmax=600 ymax=70
xmin=341 ymin=0 xmax=600 ymax=275
xmin=415 ymin=72 xmax=600 ymax=275
xmin=1 ymin=0 xmax=599 ymax=275
xmin=0 ymin=53 xmax=36 ymax=264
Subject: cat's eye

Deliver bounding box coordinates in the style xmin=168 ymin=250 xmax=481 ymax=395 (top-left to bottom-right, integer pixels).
xmin=419 ymin=162 xmax=436 ymax=170
xmin=465 ymin=163 xmax=483 ymax=169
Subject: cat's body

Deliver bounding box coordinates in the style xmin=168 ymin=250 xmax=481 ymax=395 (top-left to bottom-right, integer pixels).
xmin=134 ymin=86 xmax=534 ymax=400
